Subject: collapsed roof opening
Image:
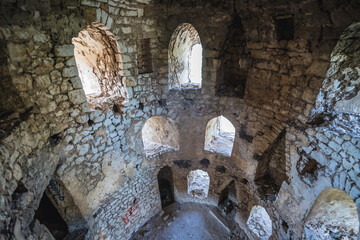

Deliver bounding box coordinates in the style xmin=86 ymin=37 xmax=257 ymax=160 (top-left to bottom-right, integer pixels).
xmin=168 ymin=23 xmax=202 ymax=89
xmin=204 ymin=115 xmax=235 ymax=157
xmin=73 ymin=22 xmax=128 ymax=111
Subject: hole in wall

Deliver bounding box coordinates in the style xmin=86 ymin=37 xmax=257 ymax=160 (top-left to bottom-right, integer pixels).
xmin=275 ymin=15 xmax=294 ymax=41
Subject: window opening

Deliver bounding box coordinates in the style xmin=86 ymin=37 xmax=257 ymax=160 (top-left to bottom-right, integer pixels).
xmin=168 ymin=23 xmax=202 ymax=89
xmin=204 ymin=115 xmax=235 ymax=157
xmin=73 ymin=22 xmax=128 ymax=111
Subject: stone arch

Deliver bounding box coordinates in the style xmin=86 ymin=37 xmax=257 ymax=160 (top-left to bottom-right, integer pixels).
xmin=247 ymin=205 xmax=273 ymax=240
xmin=168 ymin=23 xmax=202 ymax=89
xmin=141 ymin=116 xmax=180 ymax=157
xmin=187 ymin=169 xmax=210 ymax=199
xmin=72 ymin=22 xmax=128 ymax=112
xmin=311 ymin=22 xmax=360 ymax=136
xmin=204 ymin=115 xmax=235 ymax=157
xmin=35 ymin=178 xmax=87 ymax=238
xmin=303 ymin=188 xmax=359 ymax=239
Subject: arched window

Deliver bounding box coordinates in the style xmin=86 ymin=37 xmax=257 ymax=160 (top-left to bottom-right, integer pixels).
xmin=72 ymin=22 xmax=128 ymax=111
xmin=247 ymin=205 xmax=272 ymax=240
xmin=168 ymin=23 xmax=202 ymax=89
xmin=142 ymin=116 xmax=180 ymax=157
xmin=204 ymin=116 xmax=235 ymax=157
xmin=187 ymin=170 xmax=210 ymax=199
xmin=304 ymin=188 xmax=359 ymax=239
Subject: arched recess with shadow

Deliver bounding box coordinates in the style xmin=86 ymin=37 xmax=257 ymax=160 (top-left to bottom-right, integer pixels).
xmin=218 ymin=180 xmax=238 ymax=215
xmin=216 ymin=15 xmax=252 ymax=98
xmin=157 ymin=166 xmax=175 ymax=208
xmin=168 ymin=23 xmax=202 ymax=89
xmin=204 ymin=115 xmax=235 ymax=157
xmin=72 ymin=22 xmax=128 ymax=112
xmin=142 ymin=116 xmax=180 ymax=157
xmin=34 ymin=178 xmax=87 ymax=239
xmin=303 ymin=188 xmax=359 ymax=239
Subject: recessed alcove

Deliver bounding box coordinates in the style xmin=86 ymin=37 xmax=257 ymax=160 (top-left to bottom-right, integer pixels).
xmin=187 ymin=170 xmax=210 ymax=199
xmin=142 ymin=116 xmax=180 ymax=157
xmin=304 ymin=188 xmax=359 ymax=239
xmin=73 ymin=22 xmax=128 ymax=111
xmin=204 ymin=116 xmax=235 ymax=157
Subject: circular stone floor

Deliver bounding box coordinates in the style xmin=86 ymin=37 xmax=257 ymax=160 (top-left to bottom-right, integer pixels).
xmin=130 ymin=202 xmax=248 ymax=240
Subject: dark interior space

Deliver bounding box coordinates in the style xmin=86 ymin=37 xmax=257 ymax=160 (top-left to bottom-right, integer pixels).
xmin=157 ymin=166 xmax=175 ymax=208
xmin=218 ymin=180 xmax=237 ymax=215
xmin=216 ymin=15 xmax=251 ymax=98
xmin=275 ymin=16 xmax=294 ymax=41
xmin=34 ymin=193 xmax=69 ymax=240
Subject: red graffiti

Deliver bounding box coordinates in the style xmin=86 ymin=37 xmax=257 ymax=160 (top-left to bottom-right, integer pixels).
xmin=122 ymin=204 xmax=140 ymax=224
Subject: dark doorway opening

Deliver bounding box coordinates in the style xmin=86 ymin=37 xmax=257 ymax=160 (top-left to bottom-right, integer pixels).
xmin=218 ymin=180 xmax=237 ymax=215
xmin=35 ymin=193 xmax=69 ymax=240
xmin=157 ymin=166 xmax=174 ymax=208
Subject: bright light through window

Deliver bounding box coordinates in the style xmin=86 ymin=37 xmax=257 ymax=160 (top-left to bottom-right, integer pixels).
xmin=189 ymin=44 xmax=202 ymax=85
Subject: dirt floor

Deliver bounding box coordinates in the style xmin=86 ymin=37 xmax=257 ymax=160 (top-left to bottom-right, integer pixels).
xmin=130 ymin=202 xmax=248 ymax=240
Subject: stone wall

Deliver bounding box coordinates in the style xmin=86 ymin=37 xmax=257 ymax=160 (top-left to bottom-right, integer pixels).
xmin=1 ymin=0 xmax=360 ymax=239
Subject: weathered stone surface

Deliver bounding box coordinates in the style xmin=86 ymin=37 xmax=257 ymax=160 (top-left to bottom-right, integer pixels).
xmin=247 ymin=205 xmax=272 ymax=240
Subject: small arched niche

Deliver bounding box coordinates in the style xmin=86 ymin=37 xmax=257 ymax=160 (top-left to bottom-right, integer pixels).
xmin=72 ymin=22 xmax=128 ymax=111
xmin=204 ymin=115 xmax=235 ymax=157
xmin=142 ymin=116 xmax=180 ymax=157
xmin=168 ymin=23 xmax=202 ymax=89
xmin=304 ymin=188 xmax=359 ymax=239
xmin=187 ymin=170 xmax=210 ymax=199
xmin=246 ymin=205 xmax=273 ymax=240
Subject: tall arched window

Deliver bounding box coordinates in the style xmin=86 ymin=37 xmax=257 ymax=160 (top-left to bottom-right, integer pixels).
xmin=168 ymin=23 xmax=202 ymax=89
xmin=204 ymin=116 xmax=235 ymax=157
xmin=304 ymin=188 xmax=359 ymax=239
xmin=187 ymin=170 xmax=210 ymax=199
xmin=73 ymin=22 xmax=128 ymax=111
xmin=142 ymin=116 xmax=180 ymax=157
